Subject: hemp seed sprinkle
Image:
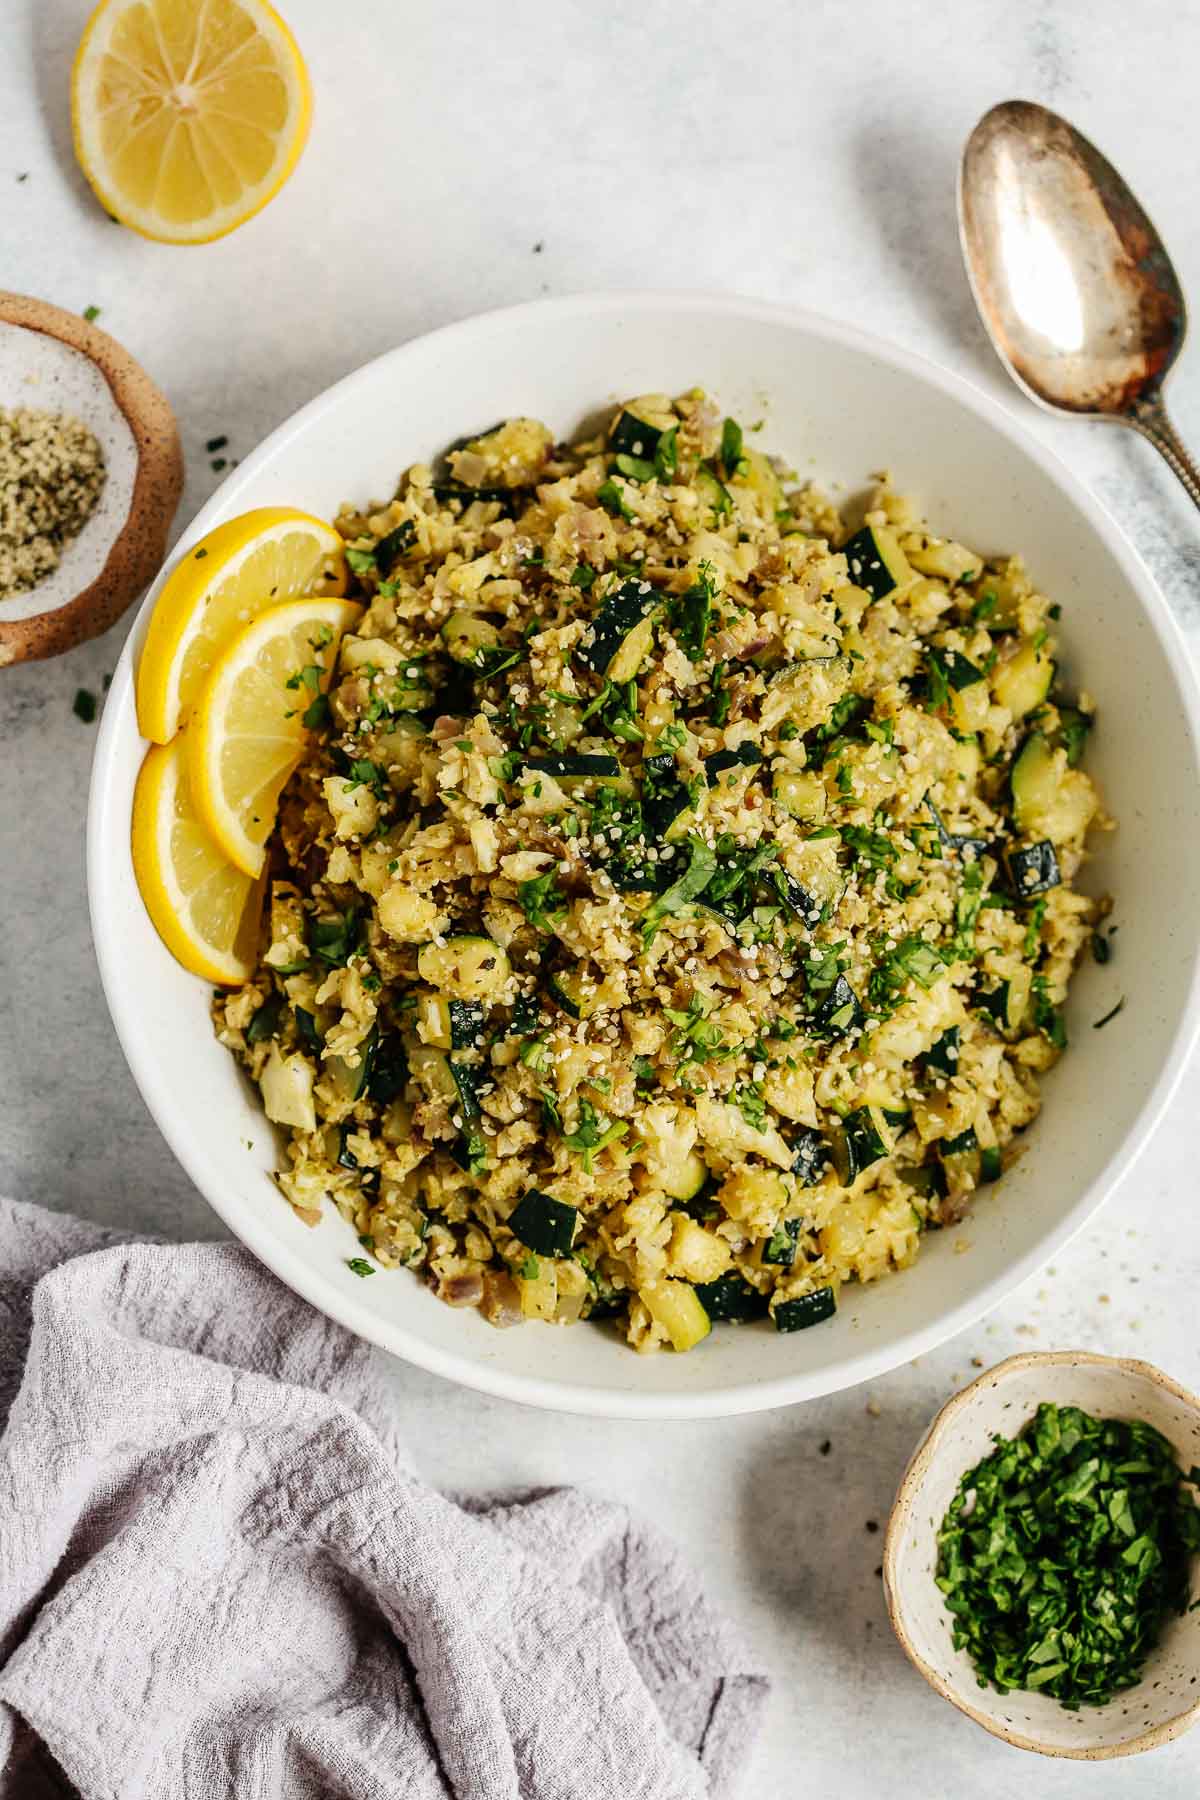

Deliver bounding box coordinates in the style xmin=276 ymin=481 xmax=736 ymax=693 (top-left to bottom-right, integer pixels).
xmin=0 ymin=407 xmax=106 ymax=600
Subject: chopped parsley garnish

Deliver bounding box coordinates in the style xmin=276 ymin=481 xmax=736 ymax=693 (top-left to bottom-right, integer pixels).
xmin=951 ymin=860 xmax=985 ymax=961
xmin=597 ymin=477 xmax=635 ymax=521
xmin=841 ymin=823 xmax=896 ymax=870
xmin=82 ymin=304 xmax=101 ymax=322
xmin=937 ymin=1403 xmax=1200 ymax=1710
xmin=1032 ymin=974 xmax=1067 ymax=1049
xmin=345 ymin=1258 xmax=374 ymax=1277
xmin=668 ymin=560 xmax=717 ymax=661
xmin=664 ymin=993 xmax=730 ymax=1064
xmin=562 ymin=1098 xmax=628 ymax=1171
xmin=641 ymin=837 xmax=718 ymax=942
xmin=517 ymin=872 xmax=567 ymax=933
xmin=311 ymin=909 xmax=361 ymax=968
xmin=654 ymin=425 xmax=679 ymax=482
xmin=570 ymin=562 xmax=597 ymax=590
xmin=345 ymin=546 xmax=377 ymax=575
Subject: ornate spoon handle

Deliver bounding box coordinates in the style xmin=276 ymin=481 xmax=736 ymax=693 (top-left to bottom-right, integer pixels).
xmin=1128 ymin=395 xmax=1200 ymax=512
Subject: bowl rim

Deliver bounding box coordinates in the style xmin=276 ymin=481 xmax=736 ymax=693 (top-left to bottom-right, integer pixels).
xmin=882 ymin=1349 xmax=1200 ymax=1758
xmin=87 ymin=289 xmax=1200 ymax=1419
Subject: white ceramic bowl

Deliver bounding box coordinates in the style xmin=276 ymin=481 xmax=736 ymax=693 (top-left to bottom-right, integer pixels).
xmin=883 ymin=1352 xmax=1200 ymax=1757
xmin=88 ymin=293 xmax=1200 ymax=1419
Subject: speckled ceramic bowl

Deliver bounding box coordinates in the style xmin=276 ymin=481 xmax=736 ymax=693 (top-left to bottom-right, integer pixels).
xmin=884 ymin=1351 xmax=1200 ymax=1758
xmin=0 ymin=291 xmax=182 ymax=664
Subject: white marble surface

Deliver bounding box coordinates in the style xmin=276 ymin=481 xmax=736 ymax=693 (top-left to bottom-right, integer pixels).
xmin=3 ymin=1 xmax=1200 ymax=1791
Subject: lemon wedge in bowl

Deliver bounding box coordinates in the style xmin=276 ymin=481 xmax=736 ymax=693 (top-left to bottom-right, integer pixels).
xmin=136 ymin=508 xmax=346 ymax=744
xmin=132 ymin=736 xmax=265 ymax=985
xmin=188 ymin=595 xmax=361 ymax=878
xmin=71 ymin=0 xmax=312 ymax=245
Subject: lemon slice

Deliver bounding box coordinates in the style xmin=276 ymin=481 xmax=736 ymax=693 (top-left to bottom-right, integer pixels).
xmin=189 ymin=595 xmax=361 ymax=877
xmin=136 ymin=508 xmax=346 ymax=745
xmin=132 ymin=736 xmax=265 ymax=985
xmin=71 ymin=0 xmax=312 ymax=245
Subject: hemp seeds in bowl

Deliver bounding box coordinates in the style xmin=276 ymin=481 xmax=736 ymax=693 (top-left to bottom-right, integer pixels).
xmin=208 ymin=388 xmax=1111 ymax=1356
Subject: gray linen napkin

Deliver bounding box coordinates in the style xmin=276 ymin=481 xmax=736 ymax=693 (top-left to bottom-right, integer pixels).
xmin=0 ymin=1198 xmax=768 ymax=1800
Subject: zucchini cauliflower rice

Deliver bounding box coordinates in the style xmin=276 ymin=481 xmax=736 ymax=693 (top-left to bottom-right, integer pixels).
xmin=215 ymin=391 xmax=1109 ymax=1353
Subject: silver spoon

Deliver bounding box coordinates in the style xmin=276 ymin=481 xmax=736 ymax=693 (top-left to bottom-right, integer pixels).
xmin=959 ymin=99 xmax=1200 ymax=509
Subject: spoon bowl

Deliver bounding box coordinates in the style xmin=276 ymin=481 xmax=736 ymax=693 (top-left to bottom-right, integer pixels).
xmin=959 ymin=100 xmax=1200 ymax=507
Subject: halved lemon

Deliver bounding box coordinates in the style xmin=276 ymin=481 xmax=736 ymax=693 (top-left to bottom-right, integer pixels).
xmin=189 ymin=595 xmax=361 ymax=877
xmin=136 ymin=508 xmax=347 ymax=745
xmin=71 ymin=0 xmax=312 ymax=245
xmin=132 ymin=735 xmax=265 ymax=985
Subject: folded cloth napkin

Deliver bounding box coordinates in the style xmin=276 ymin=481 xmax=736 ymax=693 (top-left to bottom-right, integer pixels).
xmin=0 ymin=1199 xmax=768 ymax=1800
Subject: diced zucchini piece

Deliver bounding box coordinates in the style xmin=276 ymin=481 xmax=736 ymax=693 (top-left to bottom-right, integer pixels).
xmin=642 ymin=753 xmax=694 ymax=841
xmin=417 ymin=935 xmax=511 ymax=1001
xmin=991 ymin=639 xmax=1054 ymax=719
xmin=547 ymin=964 xmax=598 ymax=1020
xmin=695 ymin=465 xmax=733 ymax=523
xmin=543 ymin=698 xmax=584 ymax=747
xmin=328 ymin=1024 xmax=378 ymax=1102
xmin=367 ymin=1032 xmax=408 ymax=1103
xmin=1006 ymin=839 xmax=1062 ymax=898
xmin=762 ymin=1218 xmax=800 ymax=1266
xmin=408 ymin=1043 xmax=458 ymax=1104
xmin=441 ymin=610 xmax=501 ymax=665
xmin=609 ymin=614 xmax=655 ymax=684
xmin=980 ymin=1145 xmax=1003 ymax=1183
xmin=1010 ymin=733 xmax=1056 ymax=832
xmin=736 ymin=448 xmax=786 ymax=512
xmin=930 ymin=646 xmax=986 ymax=692
xmin=789 ymin=1127 xmax=830 ymax=1186
xmin=261 ymin=1044 xmax=317 ymax=1132
xmin=903 ymin=534 xmax=981 ymax=584
xmin=817 ymin=975 xmax=864 ymax=1039
xmin=940 ymin=1125 xmax=981 ymax=1185
xmin=771 ymin=868 xmax=824 ymax=927
xmin=641 ymin=1279 xmax=712 ymax=1351
xmin=509 ymin=1190 xmax=578 ymax=1256
xmin=578 ymin=579 xmax=660 ymax=678
xmin=772 ymin=767 xmax=827 ymax=824
xmin=841 ymin=525 xmax=913 ymax=600
xmin=978 ymin=966 xmax=1032 ymax=1034
xmin=449 ymin=1000 xmax=485 ymax=1049
xmin=609 ymin=407 xmax=667 ymax=461
xmin=527 ymin=752 xmax=621 ymax=782
xmin=666 ymin=1214 xmax=731 ymax=1283
xmin=662 ymin=1148 xmax=709 ymax=1201
xmin=773 ymin=1286 xmax=837 ymax=1332
xmin=1055 ymin=704 xmax=1092 ymax=767
xmin=925 ymin=1027 xmax=960 ymax=1077
xmin=1010 ymin=732 xmax=1095 ymax=844
xmin=696 ymin=1273 xmax=768 ymax=1322
xmin=246 ymin=992 xmax=284 ymax=1044
xmin=704 ymin=743 xmax=763 ymax=781
xmin=373 ymin=519 xmax=417 ymax=572
xmin=832 ymin=1106 xmax=889 ymax=1184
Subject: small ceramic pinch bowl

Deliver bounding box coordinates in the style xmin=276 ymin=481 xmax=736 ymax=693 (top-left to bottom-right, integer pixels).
xmin=884 ymin=1351 xmax=1200 ymax=1758
xmin=0 ymin=291 xmax=182 ymax=664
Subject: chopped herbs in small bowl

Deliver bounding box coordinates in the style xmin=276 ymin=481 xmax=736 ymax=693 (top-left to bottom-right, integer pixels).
xmin=884 ymin=1353 xmax=1200 ymax=1758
